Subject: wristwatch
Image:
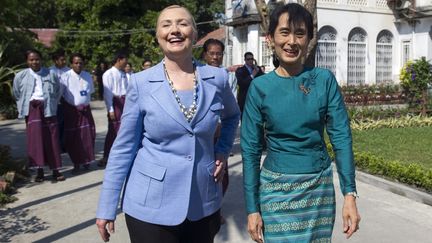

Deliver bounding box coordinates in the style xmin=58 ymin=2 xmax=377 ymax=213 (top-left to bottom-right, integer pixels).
xmin=345 ymin=192 xmax=359 ymax=199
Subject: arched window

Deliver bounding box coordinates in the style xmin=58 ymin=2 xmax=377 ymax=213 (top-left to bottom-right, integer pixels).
xmin=376 ymin=30 xmax=393 ymax=84
xmin=316 ymin=26 xmax=337 ymax=75
xmin=347 ymin=27 xmax=367 ymax=85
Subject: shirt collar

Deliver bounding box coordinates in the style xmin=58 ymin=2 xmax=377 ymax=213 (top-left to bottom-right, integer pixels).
xmin=71 ymin=69 xmax=82 ymax=79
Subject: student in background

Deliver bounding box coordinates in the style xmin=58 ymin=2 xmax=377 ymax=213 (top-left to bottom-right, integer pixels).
xmin=13 ymin=49 xmax=65 ymax=182
xmin=235 ymin=52 xmax=264 ymax=117
xmin=98 ymin=52 xmax=128 ymax=167
xmin=125 ymin=62 xmax=133 ymax=82
xmin=50 ymin=49 xmax=70 ymax=153
xmin=141 ymin=59 xmax=152 ymax=70
xmin=60 ymin=53 xmax=96 ymax=173
xmin=93 ymin=61 xmax=108 ymax=100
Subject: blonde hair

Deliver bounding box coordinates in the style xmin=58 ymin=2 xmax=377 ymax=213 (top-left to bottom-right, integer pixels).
xmin=157 ymin=5 xmax=197 ymax=35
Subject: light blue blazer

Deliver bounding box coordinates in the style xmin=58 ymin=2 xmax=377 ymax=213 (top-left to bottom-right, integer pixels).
xmin=13 ymin=68 xmax=61 ymax=118
xmin=96 ymin=61 xmax=240 ymax=225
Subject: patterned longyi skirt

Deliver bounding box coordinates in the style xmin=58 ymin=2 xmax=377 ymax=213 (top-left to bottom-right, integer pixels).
xmin=259 ymin=165 xmax=335 ymax=243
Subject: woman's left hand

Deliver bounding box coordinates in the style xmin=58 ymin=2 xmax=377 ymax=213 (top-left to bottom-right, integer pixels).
xmin=214 ymin=153 xmax=227 ymax=182
xmin=342 ymin=196 xmax=361 ymax=239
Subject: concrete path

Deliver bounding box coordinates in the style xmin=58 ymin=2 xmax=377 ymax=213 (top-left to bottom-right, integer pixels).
xmin=1 ymin=101 xmax=431 ymax=243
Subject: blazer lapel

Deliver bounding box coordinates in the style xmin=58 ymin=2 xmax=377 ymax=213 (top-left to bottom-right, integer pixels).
xmin=148 ymin=63 xmax=193 ymax=133
xmin=191 ymin=66 xmax=217 ymax=125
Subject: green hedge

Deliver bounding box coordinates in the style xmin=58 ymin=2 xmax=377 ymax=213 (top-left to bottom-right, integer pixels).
xmin=354 ymin=152 xmax=432 ymax=192
xmin=326 ymin=143 xmax=432 ymax=193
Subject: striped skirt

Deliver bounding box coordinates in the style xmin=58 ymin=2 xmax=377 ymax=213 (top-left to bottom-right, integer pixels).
xmin=259 ymin=165 xmax=335 ymax=243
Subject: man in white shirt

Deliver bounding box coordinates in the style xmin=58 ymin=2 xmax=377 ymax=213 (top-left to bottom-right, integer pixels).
xmin=50 ymin=50 xmax=70 ymax=153
xmin=60 ymin=53 xmax=96 ymax=173
xmin=99 ymin=52 xmax=128 ymax=166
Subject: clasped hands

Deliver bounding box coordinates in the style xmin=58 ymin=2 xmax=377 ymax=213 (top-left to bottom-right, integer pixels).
xmin=247 ymin=197 xmax=361 ymax=242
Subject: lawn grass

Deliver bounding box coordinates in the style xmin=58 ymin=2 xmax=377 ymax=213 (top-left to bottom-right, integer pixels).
xmin=352 ymin=126 xmax=432 ymax=169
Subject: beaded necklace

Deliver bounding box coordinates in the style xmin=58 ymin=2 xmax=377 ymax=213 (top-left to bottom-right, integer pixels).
xmin=163 ymin=60 xmax=198 ymax=122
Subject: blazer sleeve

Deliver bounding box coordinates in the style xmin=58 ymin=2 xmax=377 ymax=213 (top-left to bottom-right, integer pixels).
xmin=324 ymin=72 xmax=357 ymax=195
xmin=96 ymin=74 xmax=144 ymax=220
xmin=240 ymin=81 xmax=265 ymax=214
xmin=214 ymin=69 xmax=241 ymax=156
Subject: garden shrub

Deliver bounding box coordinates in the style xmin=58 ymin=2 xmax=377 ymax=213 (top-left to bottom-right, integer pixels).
xmin=400 ymin=57 xmax=432 ymax=116
xmin=350 ymin=115 xmax=432 ymax=130
xmin=326 ymin=142 xmax=432 ymax=192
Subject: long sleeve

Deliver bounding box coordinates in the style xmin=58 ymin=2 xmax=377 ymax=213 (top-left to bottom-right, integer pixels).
xmin=241 ymin=81 xmax=265 ymax=214
xmin=103 ymin=71 xmax=114 ymax=112
xmin=214 ymin=70 xmax=241 ymax=156
xmin=325 ymin=74 xmax=357 ymax=195
xmin=96 ymin=74 xmax=144 ymax=220
xmin=50 ymin=70 xmax=62 ymax=103
xmin=13 ymin=72 xmax=22 ymax=102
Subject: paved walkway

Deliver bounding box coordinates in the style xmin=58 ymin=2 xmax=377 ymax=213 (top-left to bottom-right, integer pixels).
xmin=1 ymin=101 xmax=432 ymax=243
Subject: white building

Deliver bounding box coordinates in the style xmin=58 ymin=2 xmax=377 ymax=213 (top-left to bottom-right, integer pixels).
xmin=224 ymin=0 xmax=432 ymax=85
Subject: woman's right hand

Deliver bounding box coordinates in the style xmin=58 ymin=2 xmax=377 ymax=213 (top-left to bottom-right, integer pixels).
xmin=96 ymin=218 xmax=115 ymax=242
xmin=247 ymin=212 xmax=264 ymax=243
xmin=108 ymin=112 xmax=115 ymax=121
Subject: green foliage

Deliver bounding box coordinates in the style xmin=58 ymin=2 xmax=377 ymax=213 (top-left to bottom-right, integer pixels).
xmin=0 ymin=43 xmax=22 ymax=118
xmin=354 ymin=152 xmax=432 ymax=192
xmin=400 ymin=57 xmax=432 ymax=114
xmin=326 ymin=142 xmax=432 ymax=192
xmin=0 ymin=192 xmax=18 ymax=205
xmin=0 ymin=145 xmax=14 ymax=175
xmin=1 ymin=0 xmax=224 ymax=69
xmin=352 ymin=126 xmax=432 ymax=169
xmin=0 ymin=144 xmax=29 ymax=205
xmin=0 ymin=0 xmax=52 ymax=65
xmin=52 ymin=0 xmax=224 ymax=68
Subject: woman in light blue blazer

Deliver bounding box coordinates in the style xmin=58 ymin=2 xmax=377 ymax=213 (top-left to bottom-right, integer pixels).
xmin=96 ymin=5 xmax=240 ymax=243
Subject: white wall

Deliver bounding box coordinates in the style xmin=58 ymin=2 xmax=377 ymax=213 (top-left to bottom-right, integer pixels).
xmin=395 ymin=16 xmax=432 ymax=76
xmin=247 ymin=24 xmax=261 ymax=59
xmin=317 ymin=7 xmax=397 ymax=85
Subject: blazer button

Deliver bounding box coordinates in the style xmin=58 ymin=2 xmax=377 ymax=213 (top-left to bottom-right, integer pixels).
xmin=187 ymin=155 xmax=192 ymax=161
xmin=188 ymin=132 xmax=194 ymax=137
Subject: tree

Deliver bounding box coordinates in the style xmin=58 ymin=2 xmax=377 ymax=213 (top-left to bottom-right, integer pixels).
xmin=302 ymin=0 xmax=317 ymax=68
xmin=51 ymin=0 xmax=224 ymax=68
xmin=0 ymin=0 xmax=52 ymax=65
xmin=400 ymin=57 xmax=432 ymax=116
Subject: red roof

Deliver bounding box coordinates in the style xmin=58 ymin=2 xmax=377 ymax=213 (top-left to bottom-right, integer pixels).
xmin=195 ymin=27 xmax=226 ymax=47
xmin=29 ymin=28 xmax=58 ymax=47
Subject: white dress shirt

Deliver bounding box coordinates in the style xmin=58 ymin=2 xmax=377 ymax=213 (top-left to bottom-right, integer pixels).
xmin=29 ymin=68 xmax=45 ymax=101
xmin=102 ymin=66 xmax=128 ymax=112
xmin=60 ymin=69 xmax=94 ymax=106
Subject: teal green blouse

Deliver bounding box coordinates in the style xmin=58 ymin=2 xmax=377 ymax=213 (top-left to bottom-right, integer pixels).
xmin=241 ymin=67 xmax=357 ymax=214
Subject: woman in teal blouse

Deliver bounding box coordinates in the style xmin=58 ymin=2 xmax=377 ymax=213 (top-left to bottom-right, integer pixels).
xmin=241 ymin=3 xmax=361 ymax=243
